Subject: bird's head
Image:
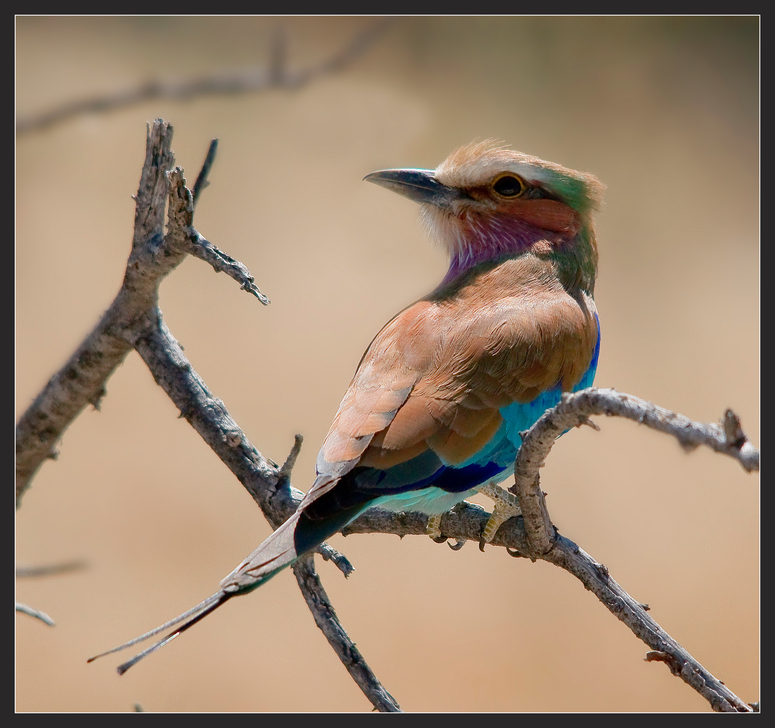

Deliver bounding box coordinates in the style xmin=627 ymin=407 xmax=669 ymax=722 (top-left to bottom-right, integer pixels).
xmin=365 ymin=139 xmax=604 ymax=292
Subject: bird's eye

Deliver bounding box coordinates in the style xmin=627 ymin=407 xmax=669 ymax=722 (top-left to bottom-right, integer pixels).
xmin=492 ymin=174 xmax=526 ymax=198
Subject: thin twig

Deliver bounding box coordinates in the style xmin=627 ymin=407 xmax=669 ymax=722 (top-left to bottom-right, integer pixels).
xmin=16 ymin=560 xmax=87 ymax=578
xmin=292 ymin=556 xmax=401 ymax=712
xmin=16 ymin=603 xmax=56 ymax=626
xmin=187 ymin=232 xmax=270 ymax=304
xmin=192 ymin=139 xmax=219 ymax=207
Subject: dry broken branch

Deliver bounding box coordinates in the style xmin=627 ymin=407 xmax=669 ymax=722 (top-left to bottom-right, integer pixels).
xmin=15 ymin=121 xmax=176 ymax=503
xmin=16 ymin=119 xmax=758 ymax=712
xmin=499 ymin=387 xmax=758 ymax=712
xmin=343 ymin=390 xmax=759 ymax=712
xmin=14 ymin=122 xmax=266 ymax=506
xmin=511 ymin=387 xmax=759 ymax=557
xmin=15 ymin=119 xmax=396 ymax=712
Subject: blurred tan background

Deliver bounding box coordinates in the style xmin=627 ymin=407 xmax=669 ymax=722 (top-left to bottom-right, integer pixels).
xmin=16 ymin=16 xmax=758 ymax=712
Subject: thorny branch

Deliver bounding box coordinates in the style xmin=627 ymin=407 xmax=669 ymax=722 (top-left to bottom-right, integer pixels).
xmin=16 ymin=120 xmax=758 ymax=712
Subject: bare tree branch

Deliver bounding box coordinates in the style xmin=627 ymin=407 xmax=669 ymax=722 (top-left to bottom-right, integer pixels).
xmin=343 ymin=389 xmax=759 ymax=713
xmin=544 ymin=533 xmax=753 ymax=712
xmin=16 ymin=560 xmax=88 ymax=629
xmin=15 ymin=603 xmax=56 ymax=626
xmin=15 ymin=119 xmax=394 ymax=710
xmin=15 ymin=120 xmax=176 ymax=503
xmin=15 ymin=119 xmax=758 ymax=712
xmin=292 ymin=556 xmax=401 ymax=712
xmin=511 ymin=388 xmax=758 ymax=558
xmin=188 ymin=232 xmax=270 ymax=304
xmin=131 ymin=309 xmax=399 ymax=710
xmin=15 ymin=19 xmax=396 ymax=135
xmin=131 ymin=309 xmax=302 ymax=531
xmin=502 ymin=387 xmax=757 ymax=712
xmin=192 ymin=138 xmax=219 ymax=207
xmin=16 ymin=560 xmax=88 ymax=579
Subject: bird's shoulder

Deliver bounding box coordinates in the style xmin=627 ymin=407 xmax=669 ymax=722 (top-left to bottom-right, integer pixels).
xmin=315 ymin=256 xmax=597 ymax=478
xmin=422 ymin=257 xmax=599 ymax=404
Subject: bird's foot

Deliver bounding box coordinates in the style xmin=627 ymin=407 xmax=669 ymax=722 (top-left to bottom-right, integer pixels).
xmin=477 ymin=483 xmax=522 ymax=547
xmin=426 ymin=512 xmax=466 ymax=550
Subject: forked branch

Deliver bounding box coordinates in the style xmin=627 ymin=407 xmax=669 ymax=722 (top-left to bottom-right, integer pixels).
xmin=16 ymin=119 xmax=396 ymax=712
xmin=504 ymin=387 xmax=758 ymax=712
xmin=16 ymin=120 xmax=758 ymax=712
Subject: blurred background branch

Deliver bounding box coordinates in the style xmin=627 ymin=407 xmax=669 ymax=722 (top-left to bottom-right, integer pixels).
xmin=16 ymin=19 xmax=396 ymax=135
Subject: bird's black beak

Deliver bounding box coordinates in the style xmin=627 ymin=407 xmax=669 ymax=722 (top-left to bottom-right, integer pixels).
xmin=364 ymin=168 xmax=461 ymax=209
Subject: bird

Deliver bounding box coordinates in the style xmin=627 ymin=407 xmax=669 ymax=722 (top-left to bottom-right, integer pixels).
xmin=89 ymin=139 xmax=604 ymax=674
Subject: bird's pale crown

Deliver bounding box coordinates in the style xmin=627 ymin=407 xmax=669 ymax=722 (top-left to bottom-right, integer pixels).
xmin=434 ymin=139 xmax=604 ymax=215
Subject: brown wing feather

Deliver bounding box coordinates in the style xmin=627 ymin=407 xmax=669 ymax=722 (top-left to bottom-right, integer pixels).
xmin=310 ymin=255 xmax=598 ymax=507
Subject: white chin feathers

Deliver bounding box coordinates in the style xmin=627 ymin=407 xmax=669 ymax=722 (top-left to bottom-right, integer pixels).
xmin=419 ymin=204 xmax=468 ymax=261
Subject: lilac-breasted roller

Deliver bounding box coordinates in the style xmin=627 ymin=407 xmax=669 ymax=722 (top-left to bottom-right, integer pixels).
xmin=90 ymin=140 xmax=603 ymax=673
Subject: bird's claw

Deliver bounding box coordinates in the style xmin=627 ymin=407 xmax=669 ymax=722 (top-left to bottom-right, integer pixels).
xmin=430 ymin=534 xmax=465 ymax=552
xmin=426 ymin=513 xmax=465 ymax=549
